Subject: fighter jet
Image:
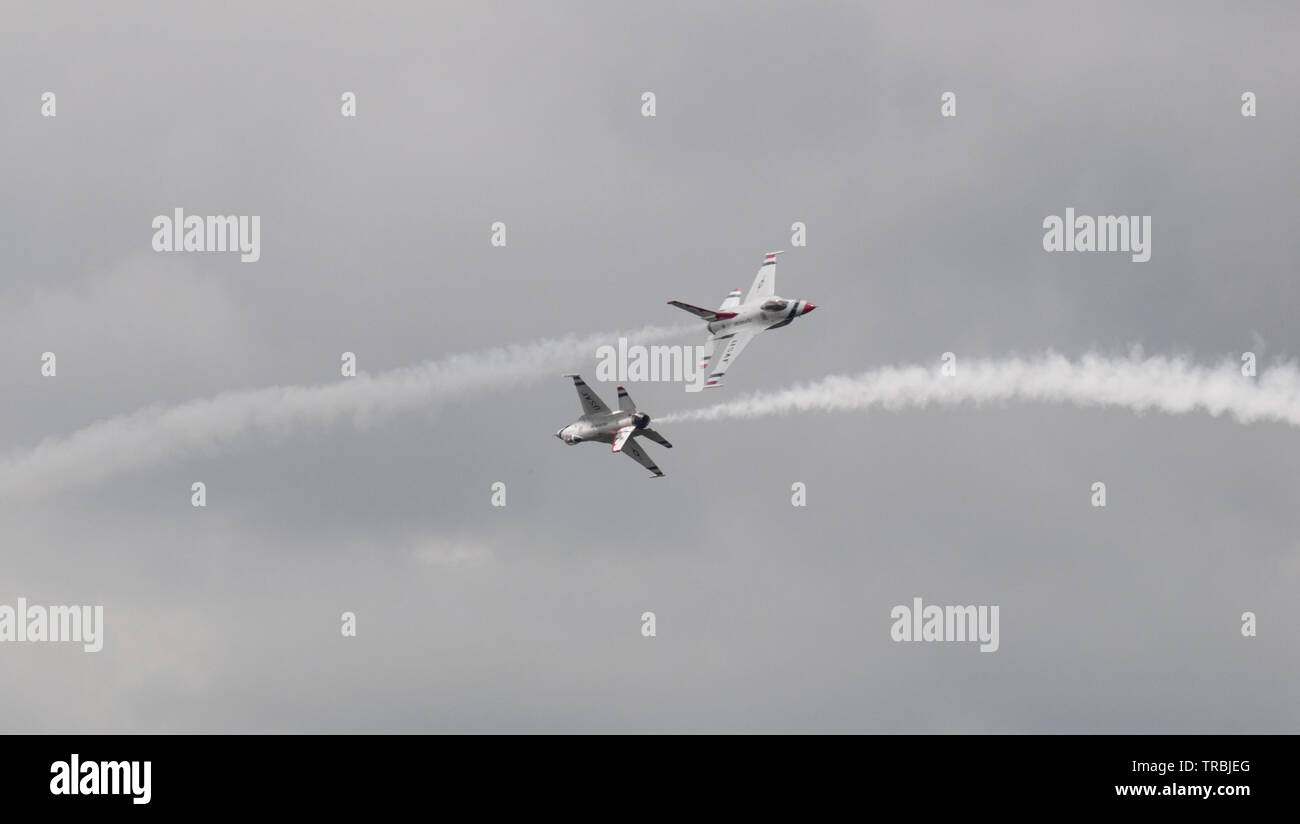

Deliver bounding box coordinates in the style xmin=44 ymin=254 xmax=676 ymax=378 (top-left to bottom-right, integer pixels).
xmin=554 ymin=375 xmax=673 ymax=477
xmin=667 ymin=251 xmax=816 ymax=389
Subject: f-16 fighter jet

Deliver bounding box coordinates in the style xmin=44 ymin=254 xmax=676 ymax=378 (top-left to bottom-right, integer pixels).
xmin=554 ymin=375 xmax=673 ymax=477
xmin=667 ymin=251 xmax=816 ymax=389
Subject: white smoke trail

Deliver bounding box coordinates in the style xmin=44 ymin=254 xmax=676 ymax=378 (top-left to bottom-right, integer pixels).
xmin=658 ymin=352 xmax=1300 ymax=428
xmin=0 ymin=324 xmax=691 ymax=499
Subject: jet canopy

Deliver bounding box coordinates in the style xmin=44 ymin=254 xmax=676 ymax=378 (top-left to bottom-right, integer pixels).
xmin=761 ymin=298 xmax=790 ymax=311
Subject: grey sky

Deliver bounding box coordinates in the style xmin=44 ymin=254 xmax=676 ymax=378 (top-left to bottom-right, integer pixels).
xmin=1 ymin=1 xmax=1296 ymax=732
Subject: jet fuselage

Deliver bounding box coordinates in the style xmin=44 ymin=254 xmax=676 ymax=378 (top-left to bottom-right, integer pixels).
xmin=705 ymin=296 xmax=816 ymax=336
xmin=556 ymin=410 xmax=649 ymax=445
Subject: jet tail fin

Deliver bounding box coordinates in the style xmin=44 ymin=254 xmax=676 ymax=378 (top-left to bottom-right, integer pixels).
xmin=667 ymin=300 xmax=737 ymax=322
xmin=616 ymin=386 xmax=636 ymax=413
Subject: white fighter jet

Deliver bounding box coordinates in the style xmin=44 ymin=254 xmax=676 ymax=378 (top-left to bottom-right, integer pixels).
xmin=667 ymin=251 xmax=816 ymax=389
xmin=554 ymin=375 xmax=673 ymax=477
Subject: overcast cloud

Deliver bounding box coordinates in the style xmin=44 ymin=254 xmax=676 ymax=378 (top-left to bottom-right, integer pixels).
xmin=1 ymin=1 xmax=1297 ymax=732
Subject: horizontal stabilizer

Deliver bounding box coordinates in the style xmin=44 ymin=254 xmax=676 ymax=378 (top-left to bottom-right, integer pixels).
xmin=667 ymin=300 xmax=737 ymax=322
xmin=640 ymin=428 xmax=672 ymax=448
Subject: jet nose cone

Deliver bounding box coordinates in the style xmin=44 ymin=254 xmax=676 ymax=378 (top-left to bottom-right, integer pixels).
xmin=801 ymin=302 xmax=817 ymax=315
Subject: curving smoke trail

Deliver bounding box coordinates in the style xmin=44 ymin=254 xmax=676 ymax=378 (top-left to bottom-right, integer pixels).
xmin=658 ymin=352 xmax=1300 ymax=428
xmin=0 ymin=323 xmax=691 ymax=499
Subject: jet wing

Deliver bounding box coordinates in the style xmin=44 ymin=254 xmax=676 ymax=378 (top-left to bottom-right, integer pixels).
xmin=744 ymin=251 xmax=782 ymax=303
xmin=700 ymin=329 xmax=757 ymax=388
xmin=695 ymin=334 xmax=716 ymax=379
xmin=621 ymin=437 xmax=665 ymax=477
xmin=611 ymin=425 xmax=635 ymax=453
xmin=566 ymin=374 xmax=610 ymax=415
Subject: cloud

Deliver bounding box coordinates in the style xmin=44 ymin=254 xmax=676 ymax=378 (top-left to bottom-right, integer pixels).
xmin=409 ymin=538 xmax=495 ymax=569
